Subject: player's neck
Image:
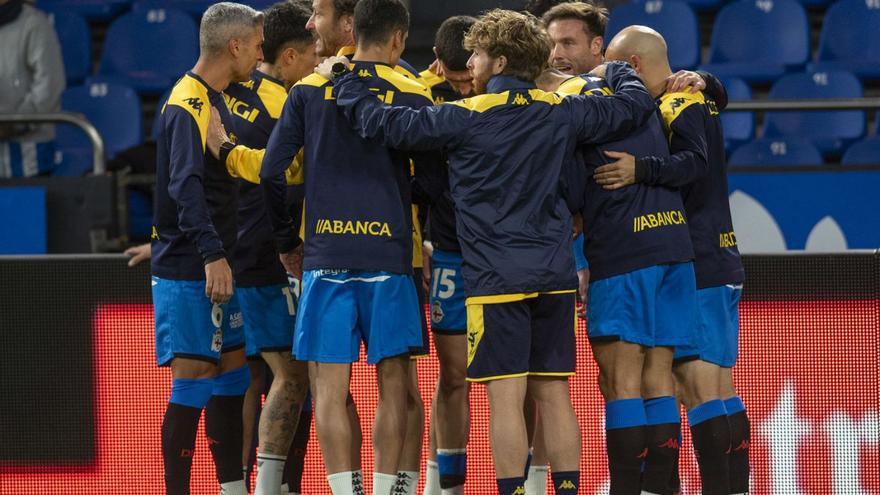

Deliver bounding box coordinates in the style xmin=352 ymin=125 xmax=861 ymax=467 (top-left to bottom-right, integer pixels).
xmin=191 ymin=58 xmax=234 ymax=93
xmin=258 ymin=62 xmax=284 ymax=85
xmin=352 ymin=45 xmax=396 ymax=66
xmin=644 ymin=65 xmax=673 ymax=98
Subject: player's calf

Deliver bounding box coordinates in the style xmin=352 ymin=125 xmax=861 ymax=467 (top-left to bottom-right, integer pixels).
xmin=641 ymin=347 xmax=680 ymax=495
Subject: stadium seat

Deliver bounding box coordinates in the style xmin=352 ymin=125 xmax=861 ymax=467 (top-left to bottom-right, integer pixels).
xmin=99 ymin=7 xmax=198 ymax=94
xmin=55 ymin=82 xmax=143 ymax=176
xmin=764 ymin=71 xmax=865 ymax=157
xmin=809 ymin=0 xmax=880 ymax=80
xmin=132 ymin=0 xmax=214 ymax=16
xmin=45 ymin=10 xmax=91 ymax=85
xmin=719 ymin=78 xmax=754 ymax=150
xmin=841 ymin=137 xmax=880 ymax=165
xmin=699 ymin=0 xmax=809 ymax=83
xmin=607 ymin=1 xmax=699 ymax=70
xmin=728 ymin=138 xmax=824 ymax=166
xmin=36 ymin=0 xmax=130 ymax=21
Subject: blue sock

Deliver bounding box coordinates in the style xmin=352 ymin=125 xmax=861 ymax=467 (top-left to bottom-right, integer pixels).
xmin=169 ymin=377 xmax=214 ymax=409
xmin=605 ymin=398 xmax=647 ymax=430
xmin=687 ymin=399 xmax=727 ymax=427
xmin=212 ymin=365 xmax=250 ymax=396
xmin=497 ymin=476 xmax=525 ymax=495
xmin=436 ymin=449 xmax=466 ymax=488
xmin=644 ymin=396 xmax=679 ymax=426
xmin=723 ymin=396 xmax=746 ymax=416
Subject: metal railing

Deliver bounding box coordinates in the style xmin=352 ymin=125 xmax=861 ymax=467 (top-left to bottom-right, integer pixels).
xmin=726 ymin=97 xmax=880 ymax=112
xmin=0 ymin=112 xmax=106 ymax=174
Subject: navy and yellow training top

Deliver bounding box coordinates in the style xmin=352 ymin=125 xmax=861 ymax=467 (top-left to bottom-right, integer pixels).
xmin=418 ymin=69 xmax=463 ymax=253
xmin=259 ymin=61 xmax=436 ymax=275
xmin=152 ymin=72 xmax=238 ymax=281
xmin=557 ymin=75 xmax=694 ymax=282
xmin=636 ymin=90 xmax=745 ymax=288
xmin=223 ymin=70 xmax=299 ymax=287
xmin=333 ymin=61 xmax=657 ymax=297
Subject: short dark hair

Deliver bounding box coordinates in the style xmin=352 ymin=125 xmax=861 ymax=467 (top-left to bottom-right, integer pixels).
xmin=542 ymin=2 xmax=608 ymax=39
xmin=353 ymin=0 xmax=409 ymax=48
xmin=262 ymin=1 xmax=314 ymax=61
xmin=333 ymin=0 xmax=358 ymax=18
xmin=434 ymin=15 xmax=476 ymax=72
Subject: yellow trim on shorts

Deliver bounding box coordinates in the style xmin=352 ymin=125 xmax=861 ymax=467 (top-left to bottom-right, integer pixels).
xmin=466 ymin=304 xmax=484 ymax=367
xmin=466 ymin=371 xmax=530 ymax=383
xmin=528 ymin=371 xmax=576 ymax=377
xmin=466 ymin=290 xmax=574 ymax=306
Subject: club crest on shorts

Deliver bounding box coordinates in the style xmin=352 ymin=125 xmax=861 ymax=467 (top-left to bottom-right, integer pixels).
xmin=431 ymin=300 xmax=445 ymax=324
xmin=211 ymin=328 xmax=223 ymax=353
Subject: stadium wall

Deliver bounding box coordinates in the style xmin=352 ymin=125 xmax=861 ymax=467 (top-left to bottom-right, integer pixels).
xmin=0 ymin=253 xmax=878 ymax=494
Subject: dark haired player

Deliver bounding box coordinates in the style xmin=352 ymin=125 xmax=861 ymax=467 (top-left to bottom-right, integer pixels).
xmin=417 ymin=14 xmax=477 ymax=495
xmin=260 ymin=1 xmax=437 ymax=493
xmin=602 ymin=26 xmax=749 ymax=495
xmin=217 ymin=2 xmax=316 ymax=493
xmin=150 ymin=3 xmax=264 ymax=494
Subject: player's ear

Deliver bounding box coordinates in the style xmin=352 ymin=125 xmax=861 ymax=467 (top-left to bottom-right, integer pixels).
xmin=493 ymin=55 xmax=507 ymax=76
xmin=340 ymin=14 xmax=353 ymax=37
xmin=629 ymin=54 xmax=641 ymax=73
xmin=228 ymin=37 xmax=240 ymax=58
xmin=591 ymin=36 xmax=604 ymax=56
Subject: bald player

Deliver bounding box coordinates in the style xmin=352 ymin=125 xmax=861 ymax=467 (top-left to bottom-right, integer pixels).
xmin=601 ymin=26 xmax=748 ymax=495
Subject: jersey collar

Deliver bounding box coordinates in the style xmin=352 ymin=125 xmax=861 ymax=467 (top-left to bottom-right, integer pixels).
xmin=486 ymin=75 xmax=536 ymax=94
xmin=337 ymin=45 xmax=356 ymax=58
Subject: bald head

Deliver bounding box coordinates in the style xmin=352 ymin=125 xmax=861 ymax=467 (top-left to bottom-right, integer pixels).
xmin=605 ymin=25 xmax=668 ymax=70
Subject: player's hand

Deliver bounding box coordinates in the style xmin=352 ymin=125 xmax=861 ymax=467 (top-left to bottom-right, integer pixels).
xmin=594 ymin=151 xmax=636 ymax=190
xmin=279 ymin=244 xmax=304 ymax=280
xmin=572 ymin=213 xmax=584 ymax=238
xmin=665 ymin=70 xmax=706 ymax=94
xmin=316 ymin=56 xmax=349 ymax=80
xmin=207 ymin=106 xmax=230 ymax=160
xmin=577 ymin=268 xmax=590 ymax=320
xmin=124 ymin=243 xmax=152 ymax=267
xmin=205 ymin=257 xmax=233 ymax=304
xmin=427 ymin=58 xmax=443 ymax=77
xmin=588 ymin=62 xmax=608 ymax=79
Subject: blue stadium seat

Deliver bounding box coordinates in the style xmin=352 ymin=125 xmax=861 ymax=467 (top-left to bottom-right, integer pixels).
xmin=719 ymin=78 xmax=754 ymax=151
xmin=45 ymin=10 xmax=91 ymax=85
xmin=841 ymin=137 xmax=880 ymax=165
xmin=36 ymin=0 xmax=130 ymax=21
xmin=809 ymin=0 xmax=880 ymax=80
xmin=728 ymin=138 xmax=824 ymax=166
xmin=607 ymin=1 xmax=699 ymax=70
xmin=699 ymin=0 xmax=809 ymax=83
xmin=764 ymin=71 xmax=865 ymax=157
xmin=55 ymin=82 xmax=143 ymax=176
xmin=99 ymin=7 xmax=198 ymax=94
xmin=132 ymin=0 xmax=214 ymax=16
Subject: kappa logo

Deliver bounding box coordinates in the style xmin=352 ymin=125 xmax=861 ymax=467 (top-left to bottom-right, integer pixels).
xmin=658 ymin=438 xmax=680 ymax=449
xmin=557 ymin=480 xmax=577 ymax=490
xmin=512 ymin=93 xmax=529 ymax=105
xmin=512 ymin=487 xmax=525 ymax=495
xmin=668 ymin=97 xmax=687 ymax=114
xmin=151 ymin=225 xmax=160 ymax=240
xmin=183 ymin=97 xmax=204 ymax=115
xmin=357 ymin=69 xmax=373 ymax=78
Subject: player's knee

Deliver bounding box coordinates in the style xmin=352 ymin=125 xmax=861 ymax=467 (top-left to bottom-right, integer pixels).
xmin=438 ymin=366 xmax=467 ymax=396
xmin=598 ymin=367 xmax=642 ymax=401
xmin=641 ymin=369 xmax=674 ymax=398
xmin=171 ymin=358 xmax=217 ymax=380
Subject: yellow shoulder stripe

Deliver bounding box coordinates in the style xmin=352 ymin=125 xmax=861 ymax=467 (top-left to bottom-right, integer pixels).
xmin=527 ymin=89 xmax=564 ymax=105
xmin=165 ymin=75 xmax=211 ymax=151
xmin=557 ymin=76 xmax=589 ymax=96
xmin=256 ymin=77 xmax=288 ymax=119
xmin=295 ymin=73 xmax=330 ymax=88
xmin=376 ymin=65 xmax=433 ymax=103
xmin=659 ymin=90 xmax=705 ymax=126
xmin=447 ymin=92 xmax=509 ymax=112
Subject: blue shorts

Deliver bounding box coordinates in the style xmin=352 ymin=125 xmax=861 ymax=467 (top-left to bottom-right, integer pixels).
xmin=153 ymin=277 xmax=245 ymax=366
xmin=587 ymin=262 xmax=697 ymax=348
xmin=674 ymin=284 xmax=742 ymax=367
xmin=238 ymin=281 xmax=298 ymax=358
xmin=429 ymin=250 xmax=467 ymax=334
xmin=294 ymin=269 xmax=423 ymax=364
xmin=466 ymin=291 xmax=577 ymax=382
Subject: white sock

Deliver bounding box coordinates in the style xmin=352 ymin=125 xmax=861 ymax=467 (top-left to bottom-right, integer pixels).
xmin=279 ymin=482 xmax=290 ymax=495
xmin=328 ymin=471 xmax=356 ymax=495
xmin=524 ymin=465 xmax=549 ymax=495
xmin=220 ymin=480 xmax=247 ymax=495
xmin=255 ymin=453 xmax=287 ymax=495
xmin=373 ymin=472 xmax=398 ymax=495
xmin=395 ymin=471 xmax=419 ymax=495
xmin=440 ymin=486 xmax=465 ymax=495
xmin=424 ymin=460 xmax=441 ymax=495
